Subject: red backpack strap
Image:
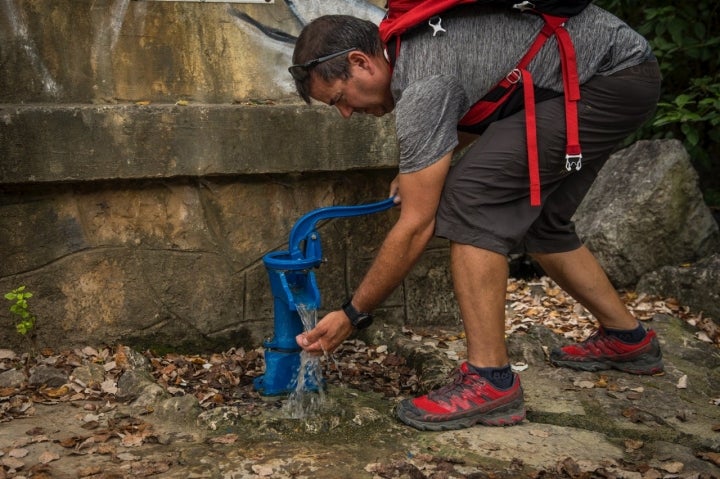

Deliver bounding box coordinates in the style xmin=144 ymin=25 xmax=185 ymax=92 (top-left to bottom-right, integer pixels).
xmin=461 ymin=14 xmax=582 ymax=207
xmin=458 ymin=16 xmax=560 ymax=126
xmin=547 ymin=14 xmax=582 ymax=172
xmin=520 ymin=67 xmax=542 ymax=206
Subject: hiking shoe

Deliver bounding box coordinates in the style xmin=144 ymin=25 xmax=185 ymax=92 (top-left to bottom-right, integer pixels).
xmin=550 ymin=328 xmax=664 ymax=375
xmin=395 ymin=362 xmax=526 ymax=431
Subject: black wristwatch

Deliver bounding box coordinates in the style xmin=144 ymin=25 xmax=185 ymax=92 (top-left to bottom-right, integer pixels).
xmin=342 ymin=298 xmax=374 ymax=330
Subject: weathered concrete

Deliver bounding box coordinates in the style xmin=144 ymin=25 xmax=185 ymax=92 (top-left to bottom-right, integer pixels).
xmin=0 ymin=172 xmax=404 ymax=351
xmin=0 ymin=0 xmax=402 ymax=352
xmin=0 ymin=104 xmax=398 ymax=183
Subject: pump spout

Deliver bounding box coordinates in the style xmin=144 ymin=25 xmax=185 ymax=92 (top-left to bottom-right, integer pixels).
xmin=253 ymin=197 xmax=396 ymax=396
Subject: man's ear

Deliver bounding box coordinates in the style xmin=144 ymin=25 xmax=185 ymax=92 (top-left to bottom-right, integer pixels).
xmin=347 ymin=50 xmax=375 ymax=74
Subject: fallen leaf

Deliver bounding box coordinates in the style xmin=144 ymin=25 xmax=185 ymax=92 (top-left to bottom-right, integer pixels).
xmin=624 ymin=439 xmax=644 ymax=452
xmin=38 ymin=451 xmax=60 ymax=464
xmin=574 ymin=380 xmax=595 ymax=389
xmin=58 ymin=436 xmax=81 ymax=448
xmin=101 ymin=379 xmax=117 ymax=394
xmin=8 ymin=448 xmax=29 ymax=458
xmin=42 ymin=385 xmax=70 ymax=398
xmin=0 ymin=350 xmax=16 ymax=360
xmin=252 ymin=464 xmax=274 ymax=476
xmin=1 ymin=456 xmax=24 ymax=470
xmin=697 ymin=451 xmax=720 ymax=466
xmin=0 ymin=387 xmax=17 ymax=397
xmin=117 ymin=452 xmax=139 ymax=461
xmin=659 ymin=461 xmax=684 ymax=473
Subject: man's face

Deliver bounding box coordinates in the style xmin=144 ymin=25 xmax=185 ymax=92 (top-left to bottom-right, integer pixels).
xmin=308 ymin=51 xmax=394 ymax=118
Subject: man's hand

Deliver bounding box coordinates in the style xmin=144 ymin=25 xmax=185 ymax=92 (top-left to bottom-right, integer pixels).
xmin=296 ymin=309 xmax=354 ymax=354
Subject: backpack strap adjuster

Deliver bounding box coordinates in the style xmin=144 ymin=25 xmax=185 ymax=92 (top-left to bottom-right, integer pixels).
xmin=565 ymin=153 xmax=583 ymax=171
xmin=506 ymin=68 xmax=522 ymax=84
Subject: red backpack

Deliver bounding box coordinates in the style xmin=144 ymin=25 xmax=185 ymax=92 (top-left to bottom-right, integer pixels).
xmin=379 ymin=0 xmax=593 ymax=206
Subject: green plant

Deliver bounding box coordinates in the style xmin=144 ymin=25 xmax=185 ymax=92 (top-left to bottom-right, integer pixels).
xmin=5 ymin=286 xmax=37 ymax=336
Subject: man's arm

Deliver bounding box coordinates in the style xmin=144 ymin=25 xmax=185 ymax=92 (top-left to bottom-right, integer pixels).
xmin=297 ymin=152 xmax=452 ymax=353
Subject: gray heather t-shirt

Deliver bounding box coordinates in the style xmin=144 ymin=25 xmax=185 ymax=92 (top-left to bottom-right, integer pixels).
xmin=390 ymin=4 xmax=654 ymax=173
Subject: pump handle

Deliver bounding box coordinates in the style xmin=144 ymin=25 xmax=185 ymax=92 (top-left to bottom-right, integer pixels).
xmin=288 ymin=197 xmax=396 ymax=260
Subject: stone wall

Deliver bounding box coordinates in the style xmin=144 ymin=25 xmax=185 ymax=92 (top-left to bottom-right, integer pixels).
xmin=0 ymin=0 xmax=461 ymax=352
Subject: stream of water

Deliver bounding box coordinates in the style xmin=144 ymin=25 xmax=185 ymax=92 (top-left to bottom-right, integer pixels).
xmin=283 ymin=304 xmax=326 ymax=419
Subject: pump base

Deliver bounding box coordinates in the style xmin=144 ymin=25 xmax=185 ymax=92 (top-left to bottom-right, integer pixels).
xmin=254 ymin=349 xmax=322 ymax=396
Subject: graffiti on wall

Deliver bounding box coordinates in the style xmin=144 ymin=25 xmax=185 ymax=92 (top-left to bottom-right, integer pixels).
xmin=0 ymin=0 xmax=385 ymax=100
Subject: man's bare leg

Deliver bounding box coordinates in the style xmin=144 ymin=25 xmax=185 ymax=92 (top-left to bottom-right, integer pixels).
xmin=394 ymin=242 xmax=525 ymax=431
xmin=531 ymin=245 xmax=663 ymax=375
xmin=450 ymin=243 xmax=510 ymax=368
xmin=531 ymin=245 xmax=637 ymax=329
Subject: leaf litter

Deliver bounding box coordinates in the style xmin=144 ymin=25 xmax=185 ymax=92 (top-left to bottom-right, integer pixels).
xmin=0 ymin=277 xmax=717 ymax=478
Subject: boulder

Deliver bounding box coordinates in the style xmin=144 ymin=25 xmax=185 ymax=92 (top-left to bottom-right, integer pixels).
xmin=637 ymin=253 xmax=720 ymax=325
xmin=574 ymin=139 xmax=720 ymax=287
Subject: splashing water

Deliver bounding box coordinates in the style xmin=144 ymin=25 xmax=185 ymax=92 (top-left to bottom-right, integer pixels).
xmin=283 ymin=304 xmax=326 ymax=419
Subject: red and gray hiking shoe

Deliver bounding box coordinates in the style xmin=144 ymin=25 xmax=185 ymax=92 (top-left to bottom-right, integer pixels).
xmin=550 ymin=328 xmax=664 ymax=375
xmin=395 ymin=362 xmax=526 ymax=431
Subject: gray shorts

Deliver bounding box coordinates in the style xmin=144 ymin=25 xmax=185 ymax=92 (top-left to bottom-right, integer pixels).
xmin=435 ymin=60 xmax=662 ymax=255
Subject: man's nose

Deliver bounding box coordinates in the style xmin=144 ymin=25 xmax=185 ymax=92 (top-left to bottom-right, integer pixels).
xmin=336 ymin=104 xmax=353 ymax=118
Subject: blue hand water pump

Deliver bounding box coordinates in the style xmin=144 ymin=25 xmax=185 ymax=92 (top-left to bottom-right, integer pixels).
xmin=253 ymin=197 xmax=396 ymax=396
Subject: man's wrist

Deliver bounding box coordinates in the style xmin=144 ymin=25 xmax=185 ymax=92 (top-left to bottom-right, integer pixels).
xmin=341 ymin=298 xmax=374 ymax=330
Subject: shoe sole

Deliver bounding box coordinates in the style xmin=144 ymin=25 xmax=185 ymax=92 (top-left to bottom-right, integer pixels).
xmin=550 ymin=354 xmax=664 ymax=375
xmin=396 ymin=397 xmax=526 ymax=431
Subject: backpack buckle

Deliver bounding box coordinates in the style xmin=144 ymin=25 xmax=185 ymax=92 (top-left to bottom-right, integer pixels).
xmin=506 ymin=68 xmax=522 ymax=84
xmin=513 ymin=1 xmax=536 ymax=12
xmin=428 ymin=16 xmax=446 ymax=37
xmin=565 ymin=153 xmax=582 ymax=171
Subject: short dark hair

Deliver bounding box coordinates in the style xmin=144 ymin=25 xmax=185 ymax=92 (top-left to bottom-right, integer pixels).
xmin=291 ymin=15 xmax=383 ymax=104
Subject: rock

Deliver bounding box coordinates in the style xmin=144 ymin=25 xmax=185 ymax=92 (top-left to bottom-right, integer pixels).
xmin=574 ymin=139 xmax=720 ymax=287
xmin=154 ymin=395 xmax=201 ymax=425
xmin=28 ymin=365 xmax=68 ymax=388
xmin=0 ymin=369 xmax=26 ymax=388
xmin=638 ymin=253 xmax=720 ymax=325
xmin=116 ymin=369 xmax=162 ymax=402
xmin=71 ymin=363 xmax=106 ymax=388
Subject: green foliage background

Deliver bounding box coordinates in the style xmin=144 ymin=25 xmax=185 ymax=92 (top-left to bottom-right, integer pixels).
xmin=594 ymin=0 xmax=720 ymax=206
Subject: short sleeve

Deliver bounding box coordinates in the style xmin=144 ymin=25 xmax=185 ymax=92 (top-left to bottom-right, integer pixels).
xmin=394 ymin=75 xmax=470 ymax=173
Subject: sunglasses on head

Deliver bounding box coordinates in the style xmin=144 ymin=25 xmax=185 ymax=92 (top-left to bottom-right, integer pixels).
xmin=288 ymin=47 xmax=357 ymax=82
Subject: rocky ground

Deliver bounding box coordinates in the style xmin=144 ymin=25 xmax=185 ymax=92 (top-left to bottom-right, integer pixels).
xmin=1 ymin=278 xmax=719 ymax=479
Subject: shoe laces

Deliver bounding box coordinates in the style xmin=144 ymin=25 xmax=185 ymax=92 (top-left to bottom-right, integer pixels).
xmin=579 ymin=327 xmax=613 ymax=347
xmin=427 ymin=367 xmax=485 ymax=403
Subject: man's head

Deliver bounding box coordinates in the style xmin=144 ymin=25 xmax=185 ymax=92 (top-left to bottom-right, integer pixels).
xmin=290 ymin=15 xmax=394 ymax=117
